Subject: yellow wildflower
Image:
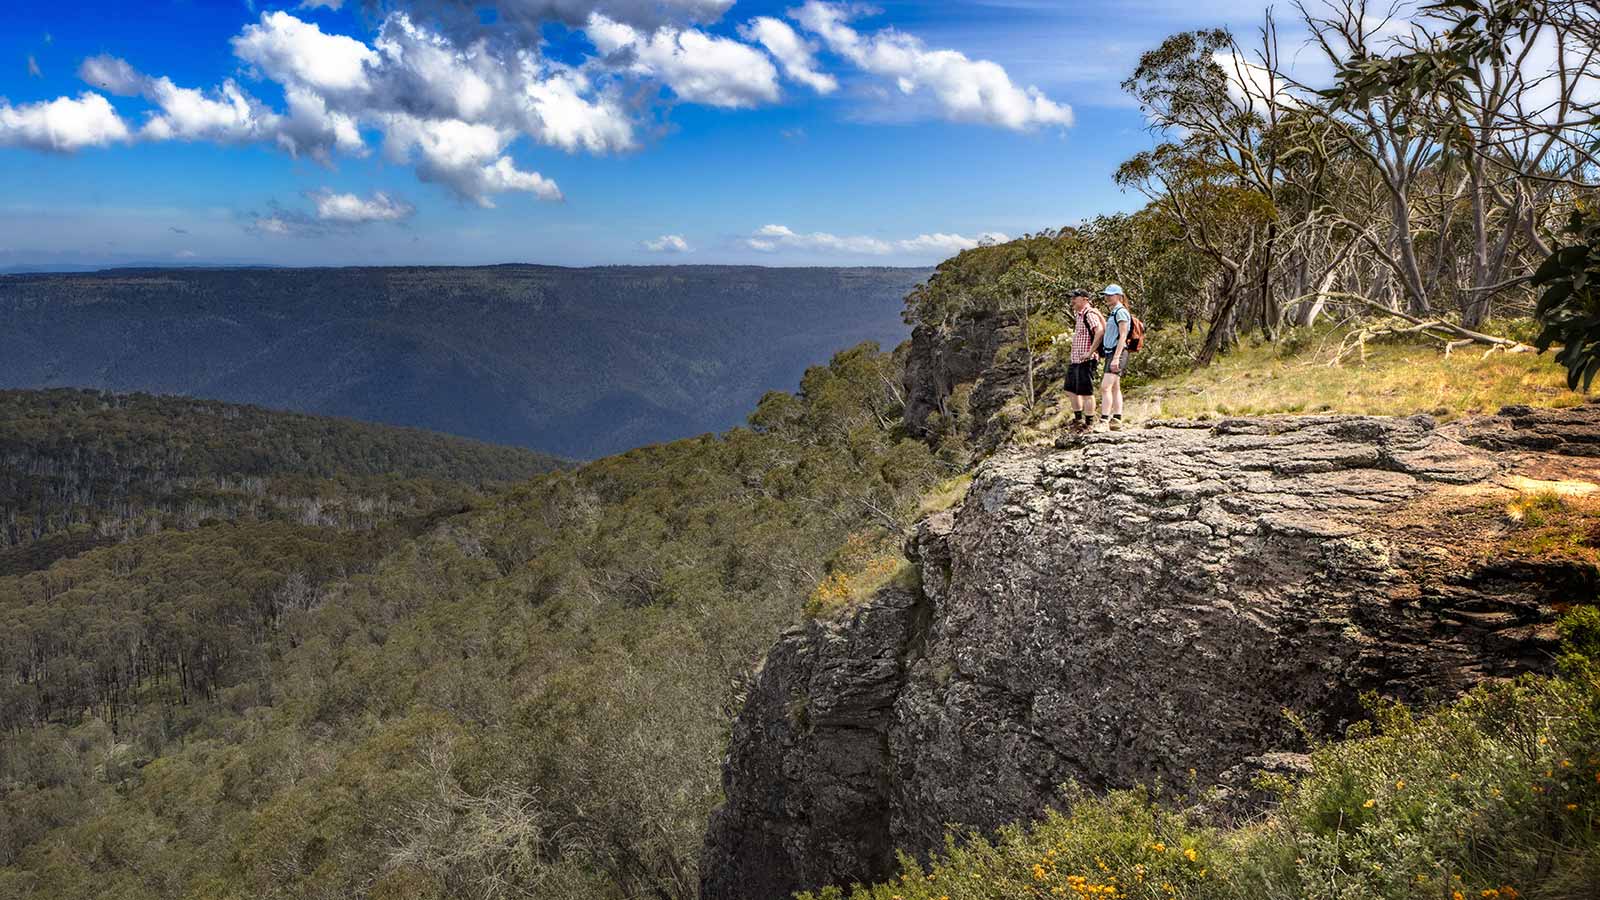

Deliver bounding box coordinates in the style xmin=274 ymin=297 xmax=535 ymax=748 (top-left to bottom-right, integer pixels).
xmin=1183 ymin=848 xmax=1198 ymax=863
xmin=1363 ymin=798 xmax=1377 ymax=808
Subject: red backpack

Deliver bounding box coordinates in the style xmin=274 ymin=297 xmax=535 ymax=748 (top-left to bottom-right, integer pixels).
xmin=1113 ymin=306 xmax=1146 ymax=352
xmin=1126 ymin=313 xmax=1146 ymax=352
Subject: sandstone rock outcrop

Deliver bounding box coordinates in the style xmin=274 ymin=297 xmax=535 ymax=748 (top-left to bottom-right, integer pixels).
xmin=701 ymin=406 xmax=1600 ymax=900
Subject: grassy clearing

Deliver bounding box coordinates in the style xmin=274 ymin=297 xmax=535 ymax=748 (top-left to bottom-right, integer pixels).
xmin=1128 ymin=327 xmax=1587 ymax=423
xmin=798 ymin=614 xmax=1600 ymax=900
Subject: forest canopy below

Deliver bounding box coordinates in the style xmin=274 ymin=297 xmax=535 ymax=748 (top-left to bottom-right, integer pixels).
xmin=0 ymin=389 xmax=565 ymax=576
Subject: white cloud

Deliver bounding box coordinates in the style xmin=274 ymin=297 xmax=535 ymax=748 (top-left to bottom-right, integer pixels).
xmin=643 ymin=233 xmax=691 ymax=252
xmin=792 ymin=1 xmax=1072 ymax=130
xmin=75 ymin=54 xmax=365 ymax=162
xmin=739 ymin=17 xmax=837 ymax=94
xmin=588 ymin=13 xmax=780 ymax=108
xmin=27 ymin=55 xmax=42 ymax=78
xmin=744 ymin=223 xmax=1006 ymax=257
xmin=276 ymin=84 xmax=366 ymax=161
xmin=367 ymin=14 xmax=637 ymax=153
xmin=232 ymin=11 xmax=378 ymax=95
xmin=382 ymin=113 xmax=561 ymax=206
xmin=79 ymin=54 xmax=148 ymax=95
xmin=311 ymin=189 xmax=415 ymax=223
xmin=372 ymin=14 xmax=498 ymax=121
xmin=245 ymin=189 xmax=415 ymax=238
xmin=477 ymin=155 xmax=563 ymax=201
xmin=0 ymin=92 xmax=131 ymax=152
xmin=410 ymin=0 xmax=737 ymax=31
xmin=250 ymin=214 xmax=297 ymax=236
xmin=897 ymin=231 xmax=1009 ymax=253
xmin=64 ymin=15 xmax=622 ymax=204
xmin=140 ymin=77 xmax=272 ymax=143
xmin=299 ymin=0 xmax=345 ymax=9
xmin=515 ymin=64 xmax=636 ymax=153
xmin=746 ymin=223 xmax=891 ymax=254
xmin=1211 ymin=49 xmax=1309 ymax=111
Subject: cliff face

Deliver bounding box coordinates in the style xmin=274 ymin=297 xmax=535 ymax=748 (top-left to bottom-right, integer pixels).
xmin=901 ymin=317 xmax=1015 ymax=443
xmin=702 ymin=406 xmax=1600 ymax=900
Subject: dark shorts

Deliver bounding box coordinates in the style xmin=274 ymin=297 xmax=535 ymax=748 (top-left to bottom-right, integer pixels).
xmin=1100 ymin=347 xmax=1129 ymax=378
xmin=1065 ymin=359 xmax=1099 ymax=396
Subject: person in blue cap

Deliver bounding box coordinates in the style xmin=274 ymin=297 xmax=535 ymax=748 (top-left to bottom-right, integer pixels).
xmin=1097 ymin=284 xmax=1131 ymax=431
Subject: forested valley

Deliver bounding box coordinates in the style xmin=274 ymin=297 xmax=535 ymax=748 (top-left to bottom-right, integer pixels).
xmin=0 ymin=344 xmax=944 ymax=899
xmin=0 ymin=389 xmax=565 ymax=575
xmin=2 ymin=2 xmax=1599 ymax=899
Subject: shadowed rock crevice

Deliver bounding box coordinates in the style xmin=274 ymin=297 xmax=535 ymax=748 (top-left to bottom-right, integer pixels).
xmin=701 ymin=405 xmax=1600 ymax=900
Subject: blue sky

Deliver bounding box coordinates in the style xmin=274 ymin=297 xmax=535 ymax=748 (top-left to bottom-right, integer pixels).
xmin=0 ymin=0 xmax=1267 ymax=269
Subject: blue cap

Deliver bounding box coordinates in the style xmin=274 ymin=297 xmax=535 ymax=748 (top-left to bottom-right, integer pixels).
xmin=1099 ymin=284 xmax=1124 ymax=297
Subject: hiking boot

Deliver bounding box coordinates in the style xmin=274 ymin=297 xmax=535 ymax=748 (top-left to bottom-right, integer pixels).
xmin=1109 ymin=418 xmax=1123 ymax=431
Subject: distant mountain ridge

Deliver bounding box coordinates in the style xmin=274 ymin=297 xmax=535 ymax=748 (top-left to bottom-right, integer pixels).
xmin=0 ymin=264 xmax=928 ymax=458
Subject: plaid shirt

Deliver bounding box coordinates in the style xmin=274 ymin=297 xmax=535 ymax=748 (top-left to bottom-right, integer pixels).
xmin=1068 ymin=307 xmax=1105 ymax=364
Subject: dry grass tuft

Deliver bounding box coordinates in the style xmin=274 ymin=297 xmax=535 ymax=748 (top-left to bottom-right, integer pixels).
xmin=1130 ymin=330 xmax=1586 ymax=423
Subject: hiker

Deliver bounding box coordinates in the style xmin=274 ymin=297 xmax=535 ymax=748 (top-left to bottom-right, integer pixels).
xmin=1098 ymin=284 xmax=1132 ymax=431
xmin=1063 ymin=288 xmax=1104 ymax=431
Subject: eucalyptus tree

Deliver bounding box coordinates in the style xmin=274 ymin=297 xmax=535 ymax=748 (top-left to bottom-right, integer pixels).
xmin=996 ymin=261 xmax=1071 ymax=408
xmin=1315 ymin=0 xmax=1600 ymax=324
xmin=1116 ymin=141 xmax=1279 ymax=363
xmin=1121 ymin=22 xmax=1301 ymax=346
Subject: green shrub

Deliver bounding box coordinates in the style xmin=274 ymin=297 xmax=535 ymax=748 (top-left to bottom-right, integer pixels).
xmin=1124 ymin=327 xmax=1201 ymax=388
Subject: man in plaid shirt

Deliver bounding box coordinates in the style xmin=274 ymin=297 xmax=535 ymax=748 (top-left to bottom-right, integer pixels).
xmin=1060 ymin=288 xmax=1104 ymax=431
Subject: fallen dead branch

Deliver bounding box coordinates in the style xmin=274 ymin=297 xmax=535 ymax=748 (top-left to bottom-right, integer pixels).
xmin=1279 ymin=291 xmax=1535 ymax=365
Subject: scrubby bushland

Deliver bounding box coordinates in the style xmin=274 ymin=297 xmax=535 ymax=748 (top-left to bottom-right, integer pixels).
xmin=0 ymin=342 xmax=940 ymax=900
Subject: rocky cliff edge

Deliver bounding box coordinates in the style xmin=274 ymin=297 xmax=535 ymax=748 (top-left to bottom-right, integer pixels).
xmin=702 ymin=404 xmax=1600 ymax=900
